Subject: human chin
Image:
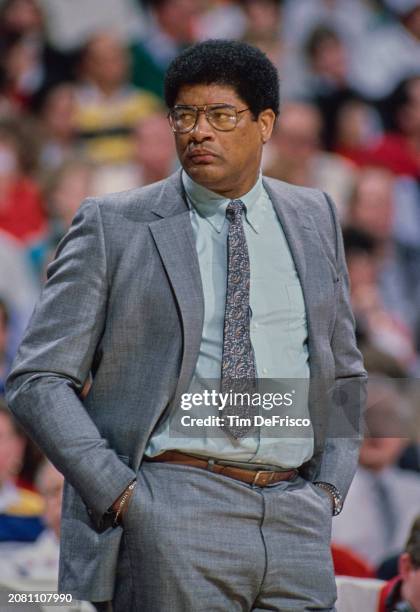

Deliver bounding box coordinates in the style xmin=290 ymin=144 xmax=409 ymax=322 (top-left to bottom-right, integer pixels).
xmin=184 ymin=161 xmax=224 ymax=185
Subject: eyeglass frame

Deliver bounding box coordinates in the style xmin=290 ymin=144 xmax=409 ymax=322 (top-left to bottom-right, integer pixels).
xmin=167 ymin=103 xmax=251 ymax=133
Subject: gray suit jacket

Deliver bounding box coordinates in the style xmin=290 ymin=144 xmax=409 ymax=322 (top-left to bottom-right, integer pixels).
xmin=5 ymin=170 xmax=367 ymax=601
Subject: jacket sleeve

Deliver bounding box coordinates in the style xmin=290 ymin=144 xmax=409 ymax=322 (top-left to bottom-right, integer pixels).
xmin=313 ymin=193 xmax=368 ymax=502
xmin=5 ymin=198 xmax=136 ymax=529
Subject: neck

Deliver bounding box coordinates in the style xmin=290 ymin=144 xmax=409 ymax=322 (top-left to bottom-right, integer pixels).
xmin=198 ymin=172 xmax=260 ymax=200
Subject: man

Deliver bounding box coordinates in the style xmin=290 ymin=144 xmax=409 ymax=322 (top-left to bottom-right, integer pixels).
xmin=367 ymin=75 xmax=420 ymax=178
xmin=5 ymin=40 xmax=366 ymax=610
xmin=378 ymin=515 xmax=420 ymax=612
xmin=74 ymin=32 xmax=160 ymax=166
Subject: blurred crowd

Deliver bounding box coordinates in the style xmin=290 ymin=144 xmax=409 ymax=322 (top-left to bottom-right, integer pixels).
xmin=0 ymin=0 xmax=420 ymax=604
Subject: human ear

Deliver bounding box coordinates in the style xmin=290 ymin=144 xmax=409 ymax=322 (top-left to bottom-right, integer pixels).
xmin=257 ymin=109 xmax=276 ymax=144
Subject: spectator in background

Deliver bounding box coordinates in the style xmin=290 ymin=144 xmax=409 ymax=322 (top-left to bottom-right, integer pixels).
xmin=351 ymin=0 xmax=420 ymax=100
xmin=303 ymin=26 xmax=368 ymax=150
xmin=264 ymin=101 xmax=356 ymax=219
xmin=131 ymin=0 xmax=201 ymax=99
xmin=92 ymin=110 xmax=176 ymax=194
xmin=36 ymin=82 xmax=78 ymax=171
xmin=39 ymin=160 xmax=94 ymax=280
xmin=346 ymin=167 xmax=420 ymax=351
xmin=343 ymin=226 xmax=416 ymax=369
xmin=334 ymin=98 xmax=383 ymax=165
xmin=0 ymin=0 xmax=45 ymax=41
xmin=332 ymin=378 xmax=420 ymax=570
xmin=239 ymin=0 xmax=284 ymax=69
xmin=282 ymin=0 xmax=374 ymax=51
xmin=346 ymin=168 xmax=394 ymax=243
xmin=44 ymin=160 xmax=94 ymax=234
xmin=0 ymin=0 xmax=76 ymax=111
xmin=378 ymin=514 xmax=420 ymax=612
xmin=132 ymin=112 xmax=176 ymax=185
xmin=0 ymin=230 xmax=39 ymax=356
xmin=369 ymin=75 xmax=420 ymax=178
xmin=74 ymin=32 xmax=161 ymax=168
xmin=0 ymin=459 xmax=63 ymax=584
xmin=0 ymin=457 xmax=95 ymax=610
xmin=369 ymin=76 xmax=420 ymax=337
xmin=0 ymin=400 xmax=43 ymax=547
xmin=0 ymin=118 xmax=47 ymax=246
xmin=39 ymin=0 xmax=144 ymax=52
xmin=280 ymin=0 xmax=374 ymax=100
xmin=0 ymin=34 xmax=38 ymax=114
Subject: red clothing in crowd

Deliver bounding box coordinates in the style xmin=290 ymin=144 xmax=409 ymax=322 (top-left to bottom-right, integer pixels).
xmin=0 ymin=177 xmax=47 ymax=243
xmin=365 ymin=134 xmax=419 ymax=177
xmin=334 ymin=146 xmax=371 ymax=168
xmin=331 ymin=543 xmax=375 ymax=579
xmin=377 ymin=576 xmax=403 ymax=612
xmin=336 ymin=134 xmax=419 ymax=177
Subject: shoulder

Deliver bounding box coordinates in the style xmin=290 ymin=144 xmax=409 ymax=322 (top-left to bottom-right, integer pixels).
xmin=262 ymin=175 xmax=337 ymax=229
xmin=263 ymin=174 xmax=328 ymax=204
xmin=82 ymin=172 xmax=181 ymax=224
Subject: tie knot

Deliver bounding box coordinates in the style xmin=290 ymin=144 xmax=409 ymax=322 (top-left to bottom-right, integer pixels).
xmin=226 ymin=200 xmax=245 ymax=221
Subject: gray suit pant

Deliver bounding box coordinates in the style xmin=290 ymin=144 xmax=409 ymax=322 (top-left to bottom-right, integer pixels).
xmin=100 ymin=461 xmax=337 ymax=611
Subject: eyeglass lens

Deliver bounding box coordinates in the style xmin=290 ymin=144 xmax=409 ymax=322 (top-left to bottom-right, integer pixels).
xmin=170 ymin=105 xmax=239 ymax=132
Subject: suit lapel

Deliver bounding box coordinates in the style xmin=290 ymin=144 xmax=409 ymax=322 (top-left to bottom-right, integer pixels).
xmin=148 ymin=171 xmax=204 ymax=408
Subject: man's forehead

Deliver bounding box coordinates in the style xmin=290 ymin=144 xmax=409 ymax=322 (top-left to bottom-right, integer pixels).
xmin=175 ymin=83 xmax=245 ymax=106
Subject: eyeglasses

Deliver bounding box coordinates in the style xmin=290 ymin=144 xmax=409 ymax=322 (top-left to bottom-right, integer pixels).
xmin=168 ymin=104 xmax=250 ymax=133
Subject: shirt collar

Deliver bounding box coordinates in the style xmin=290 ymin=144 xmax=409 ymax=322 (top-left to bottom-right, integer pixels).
xmin=182 ymin=169 xmax=263 ymax=233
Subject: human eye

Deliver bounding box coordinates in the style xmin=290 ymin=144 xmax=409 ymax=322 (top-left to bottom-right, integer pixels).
xmin=211 ymin=107 xmax=234 ymax=120
xmin=175 ymin=108 xmax=196 ymax=121
xmin=209 ymin=106 xmax=236 ymax=127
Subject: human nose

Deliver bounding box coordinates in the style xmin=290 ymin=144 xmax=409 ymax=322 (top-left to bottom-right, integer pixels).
xmin=189 ymin=109 xmax=214 ymax=141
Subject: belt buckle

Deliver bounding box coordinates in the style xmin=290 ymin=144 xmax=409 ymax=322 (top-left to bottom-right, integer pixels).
xmin=252 ymin=470 xmax=275 ymax=486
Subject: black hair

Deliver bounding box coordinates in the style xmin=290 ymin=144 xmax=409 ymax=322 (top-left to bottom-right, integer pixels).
xmin=164 ymin=39 xmax=280 ymax=118
xmin=379 ymin=74 xmax=420 ymax=132
xmin=342 ymin=226 xmax=377 ymax=257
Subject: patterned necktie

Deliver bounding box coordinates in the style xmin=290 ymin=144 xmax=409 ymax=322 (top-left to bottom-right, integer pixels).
xmin=221 ymin=200 xmax=257 ymax=438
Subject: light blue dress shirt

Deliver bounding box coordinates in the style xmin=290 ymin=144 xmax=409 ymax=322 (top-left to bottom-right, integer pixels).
xmin=145 ymin=171 xmax=313 ymax=469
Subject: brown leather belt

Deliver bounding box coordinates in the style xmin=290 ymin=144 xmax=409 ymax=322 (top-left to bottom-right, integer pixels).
xmin=145 ymin=450 xmax=298 ymax=487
